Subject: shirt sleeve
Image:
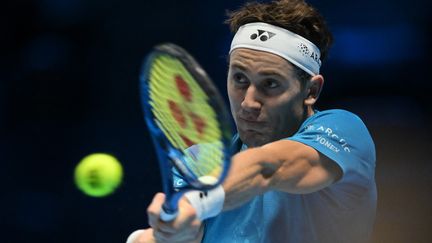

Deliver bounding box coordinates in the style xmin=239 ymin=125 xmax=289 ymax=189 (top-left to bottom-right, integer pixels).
xmin=287 ymin=109 xmax=376 ymax=192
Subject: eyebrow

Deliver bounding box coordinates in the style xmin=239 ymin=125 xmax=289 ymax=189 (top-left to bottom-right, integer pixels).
xmin=231 ymin=61 xmax=287 ymax=78
xmin=231 ymin=62 xmax=247 ymax=71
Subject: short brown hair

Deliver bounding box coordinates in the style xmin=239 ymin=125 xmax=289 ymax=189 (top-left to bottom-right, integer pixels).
xmin=226 ymin=0 xmax=333 ymax=61
xmin=226 ymin=0 xmax=333 ymax=83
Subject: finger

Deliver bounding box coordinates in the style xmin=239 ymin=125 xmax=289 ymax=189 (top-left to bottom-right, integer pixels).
xmin=153 ymin=229 xmax=174 ymax=243
xmin=154 ymin=223 xmax=202 ymax=243
xmin=172 ymin=198 xmax=200 ymax=231
xmin=153 ymin=229 xmax=194 ymax=243
xmin=156 ymin=198 xmax=200 ymax=234
xmin=147 ymin=193 xmax=165 ymax=228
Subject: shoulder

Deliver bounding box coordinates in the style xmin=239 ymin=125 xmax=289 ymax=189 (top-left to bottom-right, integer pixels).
xmin=301 ymin=109 xmax=372 ymax=141
xmin=308 ymin=109 xmax=365 ymax=124
xmin=291 ymin=108 xmax=376 ymax=168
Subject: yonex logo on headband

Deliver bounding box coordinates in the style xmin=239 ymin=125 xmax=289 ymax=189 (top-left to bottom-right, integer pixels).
xmin=250 ymin=29 xmax=276 ymax=42
xmin=230 ymin=22 xmax=322 ymax=75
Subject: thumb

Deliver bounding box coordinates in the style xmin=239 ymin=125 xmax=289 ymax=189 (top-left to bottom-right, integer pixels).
xmin=147 ymin=193 xmax=165 ymax=228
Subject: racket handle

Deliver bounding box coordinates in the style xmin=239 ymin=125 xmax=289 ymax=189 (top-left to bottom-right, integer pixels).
xmin=160 ymin=207 xmax=178 ymax=221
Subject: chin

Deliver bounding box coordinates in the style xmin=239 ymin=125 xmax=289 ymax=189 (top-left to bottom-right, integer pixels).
xmin=239 ymin=131 xmax=270 ymax=148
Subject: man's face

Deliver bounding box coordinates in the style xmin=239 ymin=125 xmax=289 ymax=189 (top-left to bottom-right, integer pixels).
xmin=227 ymin=48 xmax=309 ymax=147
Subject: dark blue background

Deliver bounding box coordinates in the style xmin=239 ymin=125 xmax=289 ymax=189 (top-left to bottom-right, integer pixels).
xmin=1 ymin=0 xmax=431 ymax=242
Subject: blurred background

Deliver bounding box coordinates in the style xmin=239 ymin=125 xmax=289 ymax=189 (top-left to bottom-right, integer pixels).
xmin=1 ymin=0 xmax=431 ymax=242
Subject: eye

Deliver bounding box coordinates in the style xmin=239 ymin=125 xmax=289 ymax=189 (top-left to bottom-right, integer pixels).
xmin=233 ymin=73 xmax=248 ymax=85
xmin=264 ymin=79 xmax=279 ymax=89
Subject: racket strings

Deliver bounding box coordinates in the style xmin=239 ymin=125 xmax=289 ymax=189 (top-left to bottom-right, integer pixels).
xmin=150 ymin=57 xmax=220 ymax=142
xmin=148 ymin=54 xmax=225 ymax=179
xmin=150 ymin=80 xmax=221 ymax=149
xmin=184 ymin=146 xmax=224 ymax=178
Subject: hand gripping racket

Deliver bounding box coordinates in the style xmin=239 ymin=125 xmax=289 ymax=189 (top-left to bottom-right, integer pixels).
xmin=139 ymin=43 xmax=233 ymax=221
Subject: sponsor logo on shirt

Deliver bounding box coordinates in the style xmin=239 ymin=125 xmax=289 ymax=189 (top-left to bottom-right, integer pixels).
xmin=307 ymin=125 xmax=351 ymax=153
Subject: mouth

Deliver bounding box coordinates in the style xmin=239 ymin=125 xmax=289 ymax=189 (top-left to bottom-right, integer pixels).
xmin=237 ymin=117 xmax=266 ymax=131
xmin=238 ymin=116 xmax=262 ymax=123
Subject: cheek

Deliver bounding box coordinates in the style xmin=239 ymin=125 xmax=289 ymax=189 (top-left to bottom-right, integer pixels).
xmin=268 ymin=97 xmax=303 ymax=127
xmin=268 ymin=107 xmax=290 ymax=129
xmin=227 ymin=85 xmax=242 ymax=109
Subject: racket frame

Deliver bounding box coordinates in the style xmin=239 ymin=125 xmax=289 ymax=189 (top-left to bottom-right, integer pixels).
xmin=140 ymin=43 xmax=233 ymax=219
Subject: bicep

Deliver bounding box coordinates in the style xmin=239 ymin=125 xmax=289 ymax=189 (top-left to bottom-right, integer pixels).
xmin=261 ymin=140 xmax=342 ymax=194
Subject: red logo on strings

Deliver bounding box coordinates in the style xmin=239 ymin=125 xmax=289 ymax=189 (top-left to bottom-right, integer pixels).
xmin=167 ymin=74 xmax=207 ymax=146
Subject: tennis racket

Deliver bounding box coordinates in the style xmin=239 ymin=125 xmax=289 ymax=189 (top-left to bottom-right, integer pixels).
xmin=139 ymin=43 xmax=233 ymax=221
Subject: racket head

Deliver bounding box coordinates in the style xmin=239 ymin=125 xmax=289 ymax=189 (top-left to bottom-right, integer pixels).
xmin=140 ymin=43 xmax=233 ymax=192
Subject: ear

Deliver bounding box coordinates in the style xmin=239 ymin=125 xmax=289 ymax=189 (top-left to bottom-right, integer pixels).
xmin=304 ymin=75 xmax=324 ymax=106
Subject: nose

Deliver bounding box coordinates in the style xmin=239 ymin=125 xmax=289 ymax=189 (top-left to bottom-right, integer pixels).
xmin=241 ymin=85 xmax=261 ymax=113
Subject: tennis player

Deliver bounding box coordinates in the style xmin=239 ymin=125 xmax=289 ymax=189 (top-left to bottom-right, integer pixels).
xmin=128 ymin=0 xmax=376 ymax=242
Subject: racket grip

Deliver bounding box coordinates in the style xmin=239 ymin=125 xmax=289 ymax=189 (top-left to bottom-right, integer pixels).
xmin=160 ymin=207 xmax=178 ymax=221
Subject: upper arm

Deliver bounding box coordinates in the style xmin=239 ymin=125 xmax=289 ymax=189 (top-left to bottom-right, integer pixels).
xmin=260 ymin=139 xmax=342 ymax=194
xmin=259 ymin=110 xmax=375 ymax=195
xmin=221 ymin=110 xmax=374 ymax=210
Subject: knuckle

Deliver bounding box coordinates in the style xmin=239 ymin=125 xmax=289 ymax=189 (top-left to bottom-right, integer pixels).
xmin=183 ymin=205 xmax=197 ymax=219
xmin=154 ymin=192 xmax=165 ymax=201
xmin=190 ymin=220 xmax=202 ymax=229
xmin=147 ymin=205 xmax=159 ymax=218
xmin=146 ymin=206 xmax=156 ymax=216
xmin=153 ymin=232 xmax=171 ymax=243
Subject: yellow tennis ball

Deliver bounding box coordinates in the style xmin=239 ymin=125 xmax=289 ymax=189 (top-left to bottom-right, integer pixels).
xmin=74 ymin=153 xmax=123 ymax=197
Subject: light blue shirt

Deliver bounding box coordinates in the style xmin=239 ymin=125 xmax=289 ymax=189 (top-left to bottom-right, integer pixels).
xmin=177 ymin=109 xmax=377 ymax=243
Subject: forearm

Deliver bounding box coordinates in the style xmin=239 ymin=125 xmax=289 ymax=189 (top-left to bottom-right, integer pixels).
xmin=222 ymin=146 xmax=278 ymax=210
xmin=262 ymin=140 xmax=341 ymax=193
xmin=221 ymin=140 xmax=340 ymax=210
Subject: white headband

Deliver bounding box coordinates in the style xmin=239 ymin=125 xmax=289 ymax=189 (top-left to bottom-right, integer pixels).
xmin=229 ymin=22 xmax=321 ymax=75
